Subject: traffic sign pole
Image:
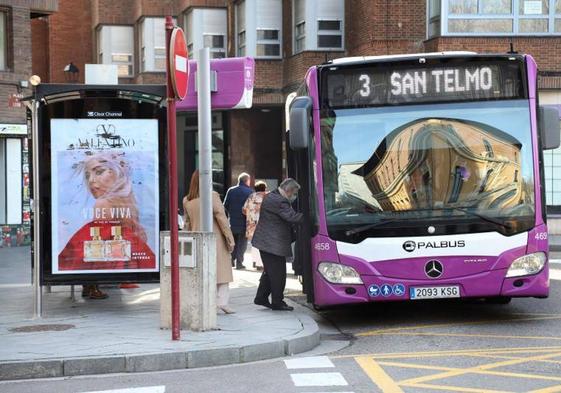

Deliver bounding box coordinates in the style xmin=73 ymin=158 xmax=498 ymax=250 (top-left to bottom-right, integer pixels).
xmin=165 ymin=15 xmax=180 ymax=341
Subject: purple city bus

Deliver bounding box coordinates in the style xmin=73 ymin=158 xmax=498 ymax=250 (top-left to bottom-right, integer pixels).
xmin=287 ymin=52 xmax=560 ymax=308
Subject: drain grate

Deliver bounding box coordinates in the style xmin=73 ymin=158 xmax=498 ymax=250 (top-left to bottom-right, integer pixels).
xmin=9 ymin=324 xmax=75 ymax=333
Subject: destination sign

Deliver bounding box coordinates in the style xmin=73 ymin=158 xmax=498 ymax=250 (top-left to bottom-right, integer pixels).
xmin=323 ymin=60 xmax=525 ymax=108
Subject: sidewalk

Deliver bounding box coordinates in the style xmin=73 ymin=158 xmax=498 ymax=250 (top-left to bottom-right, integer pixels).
xmin=0 ymin=247 xmax=319 ymax=381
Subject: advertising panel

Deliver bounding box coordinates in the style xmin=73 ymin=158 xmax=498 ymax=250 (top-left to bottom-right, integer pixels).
xmin=50 ymin=118 xmax=159 ymax=274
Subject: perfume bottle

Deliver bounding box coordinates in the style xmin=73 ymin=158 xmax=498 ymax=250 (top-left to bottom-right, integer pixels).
xmin=83 ymin=227 xmax=105 ymax=262
xmin=105 ymin=226 xmax=131 ymax=261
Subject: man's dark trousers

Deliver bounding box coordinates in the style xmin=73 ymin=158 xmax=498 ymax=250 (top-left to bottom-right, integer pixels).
xmin=255 ymin=250 xmax=287 ymax=306
xmin=231 ymin=232 xmax=248 ymax=268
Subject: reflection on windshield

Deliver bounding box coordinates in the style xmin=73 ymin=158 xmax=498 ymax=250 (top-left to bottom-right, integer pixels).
xmin=321 ymin=100 xmax=535 ymax=234
xmin=353 ymin=118 xmax=525 ymax=211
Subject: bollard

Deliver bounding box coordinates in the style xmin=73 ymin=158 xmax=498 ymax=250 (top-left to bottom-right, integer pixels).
xmin=160 ymin=231 xmax=217 ymax=331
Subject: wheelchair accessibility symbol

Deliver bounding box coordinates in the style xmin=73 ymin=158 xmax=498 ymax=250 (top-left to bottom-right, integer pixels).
xmin=393 ymin=283 xmax=405 ymax=296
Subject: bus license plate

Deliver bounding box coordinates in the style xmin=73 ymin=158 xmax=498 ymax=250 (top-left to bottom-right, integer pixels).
xmin=410 ymin=285 xmax=460 ymax=300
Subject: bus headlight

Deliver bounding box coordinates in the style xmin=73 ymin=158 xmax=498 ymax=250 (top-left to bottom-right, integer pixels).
xmin=506 ymin=252 xmax=546 ymax=278
xmin=318 ymin=262 xmax=363 ymax=284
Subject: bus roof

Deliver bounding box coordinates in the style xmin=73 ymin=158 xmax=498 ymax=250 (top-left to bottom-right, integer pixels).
xmin=327 ymin=51 xmax=480 ymax=66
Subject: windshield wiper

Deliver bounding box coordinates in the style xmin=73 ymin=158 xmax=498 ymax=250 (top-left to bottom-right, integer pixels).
xmin=345 ymin=219 xmax=400 ymax=236
xmin=343 ymin=207 xmax=510 ymax=237
xmin=445 ymin=207 xmax=511 ymax=230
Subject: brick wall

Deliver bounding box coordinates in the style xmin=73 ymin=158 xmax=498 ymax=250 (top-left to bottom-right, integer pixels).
xmin=0 ymin=6 xmax=32 ymax=124
xmin=426 ymin=36 xmax=561 ymax=72
xmin=48 ymin=0 xmax=92 ymax=83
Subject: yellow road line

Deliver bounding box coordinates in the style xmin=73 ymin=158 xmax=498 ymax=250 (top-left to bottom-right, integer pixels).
xmin=377 ymin=331 xmax=561 ymax=341
xmin=356 ymin=315 xmax=561 ymax=337
xmin=355 ymin=356 xmax=404 ymax=393
xmin=529 ymin=384 xmax=561 ymax=393
xmin=467 ymin=353 xmax=561 ymax=365
xmin=400 ymin=382 xmax=513 ymax=393
xmin=398 ymin=351 xmax=561 ymax=385
xmin=377 ymin=360 xmax=561 ymax=382
xmin=333 ymin=345 xmax=561 ymax=359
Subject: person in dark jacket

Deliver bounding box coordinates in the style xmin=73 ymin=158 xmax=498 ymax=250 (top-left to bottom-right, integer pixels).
xmin=252 ymin=178 xmax=303 ymax=311
xmin=224 ymin=172 xmax=253 ymax=269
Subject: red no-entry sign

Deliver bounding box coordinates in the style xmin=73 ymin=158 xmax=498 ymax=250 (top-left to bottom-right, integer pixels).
xmin=169 ymin=27 xmax=189 ymax=100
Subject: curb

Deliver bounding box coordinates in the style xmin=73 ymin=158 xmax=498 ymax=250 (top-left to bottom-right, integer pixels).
xmin=0 ymin=314 xmax=320 ymax=381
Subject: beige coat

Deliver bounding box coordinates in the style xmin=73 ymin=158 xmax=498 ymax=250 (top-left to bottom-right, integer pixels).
xmin=183 ymin=191 xmax=235 ymax=284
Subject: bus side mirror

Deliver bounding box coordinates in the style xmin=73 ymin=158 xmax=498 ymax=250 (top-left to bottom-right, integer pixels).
xmin=289 ymin=96 xmax=313 ymax=150
xmin=539 ymin=106 xmax=560 ymax=150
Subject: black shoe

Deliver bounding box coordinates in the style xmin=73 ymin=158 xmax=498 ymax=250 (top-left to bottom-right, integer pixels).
xmin=236 ymin=264 xmax=246 ymax=270
xmin=254 ymin=298 xmax=272 ymax=309
xmin=271 ymin=302 xmax=294 ymax=311
xmin=231 ymin=260 xmax=235 ymax=267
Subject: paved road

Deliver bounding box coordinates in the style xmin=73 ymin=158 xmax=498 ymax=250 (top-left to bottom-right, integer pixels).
xmin=1 ymin=263 xmax=560 ymax=392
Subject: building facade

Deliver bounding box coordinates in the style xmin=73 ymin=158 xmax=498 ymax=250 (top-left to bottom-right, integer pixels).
xmin=0 ymin=0 xmax=57 ymax=247
xmin=20 ymin=0 xmax=561 ymax=219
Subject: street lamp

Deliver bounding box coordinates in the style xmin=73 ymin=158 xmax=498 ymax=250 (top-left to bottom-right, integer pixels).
xmin=63 ymin=62 xmax=79 ymax=82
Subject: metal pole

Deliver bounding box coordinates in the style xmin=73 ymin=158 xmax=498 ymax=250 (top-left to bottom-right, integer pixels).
xmin=197 ymin=47 xmax=213 ymax=232
xmin=165 ymin=15 xmax=180 ymax=341
xmin=31 ymin=99 xmax=42 ymax=318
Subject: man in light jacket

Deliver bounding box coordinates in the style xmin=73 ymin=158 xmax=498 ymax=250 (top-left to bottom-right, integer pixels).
xmin=252 ymin=178 xmax=303 ymax=311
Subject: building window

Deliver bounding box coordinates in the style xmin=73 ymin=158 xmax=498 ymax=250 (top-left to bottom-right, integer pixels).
xmin=204 ymin=35 xmax=226 ymax=59
xmin=293 ymin=0 xmax=344 ymax=54
xmin=433 ymin=0 xmax=561 ymax=36
xmin=96 ymin=25 xmax=134 ymax=77
xmin=185 ymin=8 xmax=227 ymax=59
xmin=294 ymin=0 xmax=306 ymax=52
xmin=295 ymin=21 xmax=305 ymax=52
xmin=0 ymin=12 xmax=6 ymax=70
xmin=257 ymin=29 xmax=280 ymax=57
xmin=140 ymin=17 xmax=167 ymax=72
xmin=236 ymin=1 xmax=246 ymax=56
xmin=236 ymin=0 xmax=282 ymax=59
xmin=317 ymin=20 xmax=343 ymax=49
xmin=428 ymin=0 xmax=442 ymax=37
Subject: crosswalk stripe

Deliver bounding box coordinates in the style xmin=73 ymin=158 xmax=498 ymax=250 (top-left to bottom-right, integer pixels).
xmin=284 ymin=356 xmax=335 ymax=369
xmin=81 ymin=387 xmax=166 ymax=393
xmin=290 ymin=372 xmax=348 ymax=387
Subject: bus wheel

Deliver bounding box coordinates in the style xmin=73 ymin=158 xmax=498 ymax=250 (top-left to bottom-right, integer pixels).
xmin=485 ymin=296 xmax=512 ymax=305
xmin=313 ymin=304 xmax=325 ymax=311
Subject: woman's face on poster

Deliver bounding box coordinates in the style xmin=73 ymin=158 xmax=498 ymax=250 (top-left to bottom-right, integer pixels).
xmin=85 ymin=159 xmax=117 ymax=199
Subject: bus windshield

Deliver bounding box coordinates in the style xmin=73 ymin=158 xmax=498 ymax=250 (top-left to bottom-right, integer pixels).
xmin=320 ymin=100 xmax=535 ymax=240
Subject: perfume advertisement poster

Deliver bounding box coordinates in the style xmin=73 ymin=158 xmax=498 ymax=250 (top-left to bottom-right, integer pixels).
xmin=51 ymin=119 xmax=159 ymax=274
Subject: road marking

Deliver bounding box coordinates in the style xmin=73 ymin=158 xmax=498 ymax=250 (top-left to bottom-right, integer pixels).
xmin=82 ymin=387 xmax=166 ymax=393
xmin=333 ymin=345 xmax=561 ymax=359
xmin=468 ymin=353 xmax=561 ymax=365
xmin=378 ymin=360 xmax=561 ymax=382
xmin=284 ymin=356 xmax=334 ymax=369
xmin=401 ymin=382 xmax=511 ymax=393
xmin=377 ymin=331 xmax=561 ymax=341
xmin=549 ymin=259 xmax=561 ymax=264
xmin=398 ymin=350 xmax=561 ymax=385
xmin=356 ymin=315 xmax=561 ymax=337
xmin=290 ymin=372 xmax=348 ymax=387
xmin=529 ymin=384 xmax=561 ymax=393
xmin=355 ymin=356 xmax=404 ymax=393
xmin=0 ymin=283 xmax=31 ymax=288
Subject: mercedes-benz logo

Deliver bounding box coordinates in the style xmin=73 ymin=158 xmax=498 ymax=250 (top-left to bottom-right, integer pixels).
xmin=403 ymin=241 xmax=416 ymax=252
xmin=425 ymin=260 xmax=443 ymax=279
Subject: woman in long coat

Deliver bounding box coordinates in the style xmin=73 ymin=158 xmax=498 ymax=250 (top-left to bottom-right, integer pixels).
xmin=183 ymin=170 xmax=236 ymax=314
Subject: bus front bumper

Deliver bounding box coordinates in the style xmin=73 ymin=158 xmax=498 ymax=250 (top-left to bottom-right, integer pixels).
xmin=313 ymin=267 xmax=550 ymax=307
